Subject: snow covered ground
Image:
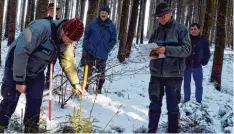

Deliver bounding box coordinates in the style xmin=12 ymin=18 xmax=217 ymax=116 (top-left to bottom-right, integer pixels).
xmin=0 ymin=37 xmax=233 ymax=133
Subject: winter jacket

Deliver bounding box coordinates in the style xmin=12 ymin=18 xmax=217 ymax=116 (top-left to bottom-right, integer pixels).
xmin=83 ymin=17 xmax=117 ymax=59
xmin=4 ymin=19 xmax=79 ymax=86
xmin=148 ymin=18 xmax=191 ymax=77
xmin=185 ymin=34 xmax=210 ymax=68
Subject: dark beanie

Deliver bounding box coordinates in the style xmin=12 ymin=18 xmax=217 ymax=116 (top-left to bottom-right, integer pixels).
xmin=153 ymin=2 xmax=171 ymax=17
xmin=62 ymin=18 xmax=84 ymax=41
xmin=99 ymin=4 xmax=110 ymax=14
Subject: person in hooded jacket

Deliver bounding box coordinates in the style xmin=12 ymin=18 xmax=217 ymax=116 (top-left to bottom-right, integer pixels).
xmin=80 ymin=4 xmax=117 ymax=94
xmin=0 ymin=18 xmax=84 ymax=133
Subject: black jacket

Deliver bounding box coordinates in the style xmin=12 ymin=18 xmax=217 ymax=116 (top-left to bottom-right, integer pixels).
xmin=185 ymin=34 xmax=210 ymax=68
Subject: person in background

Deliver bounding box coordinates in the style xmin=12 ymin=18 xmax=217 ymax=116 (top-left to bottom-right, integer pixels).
xmin=44 ymin=2 xmax=60 ymax=89
xmin=148 ymin=2 xmax=191 ymax=133
xmin=80 ymin=4 xmax=117 ymax=94
xmin=0 ymin=18 xmax=84 ymax=133
xmin=183 ymin=23 xmax=211 ymax=104
xmin=44 ymin=3 xmax=60 ymax=20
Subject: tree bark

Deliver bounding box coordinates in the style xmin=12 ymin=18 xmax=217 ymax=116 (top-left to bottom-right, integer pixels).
xmin=117 ymin=0 xmax=131 ymax=62
xmin=20 ymin=0 xmax=26 ymax=31
xmin=65 ymin=0 xmax=70 ymax=19
xmin=112 ymin=0 xmax=117 ymax=23
xmin=117 ymin=0 xmax=123 ymax=37
xmin=80 ymin=0 xmax=86 ymax=21
xmin=25 ymin=0 xmax=35 ymax=27
xmin=75 ymin=0 xmax=80 ymax=18
xmin=0 ymin=0 xmax=5 ymax=66
xmin=86 ymin=0 xmax=99 ymax=25
xmin=203 ymin=0 xmax=216 ymax=39
xmin=6 ymin=0 xmax=17 ymax=46
xmin=210 ymin=0 xmax=228 ymax=91
xmin=36 ymin=0 xmax=49 ymax=19
xmin=140 ymin=0 xmax=146 ymax=43
xmin=125 ymin=0 xmax=140 ymax=58
xmin=136 ymin=0 xmax=143 ymax=44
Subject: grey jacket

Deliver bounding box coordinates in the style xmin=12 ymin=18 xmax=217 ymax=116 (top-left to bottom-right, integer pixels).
xmin=148 ymin=18 xmax=191 ymax=77
xmin=4 ymin=19 xmax=79 ymax=86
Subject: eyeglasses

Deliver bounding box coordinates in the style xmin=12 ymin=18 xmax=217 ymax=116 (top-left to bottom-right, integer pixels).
xmin=191 ymin=28 xmax=198 ymax=31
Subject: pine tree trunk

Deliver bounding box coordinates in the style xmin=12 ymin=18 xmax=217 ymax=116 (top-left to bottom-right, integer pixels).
xmin=80 ymin=0 xmax=86 ymax=21
xmin=36 ymin=0 xmax=48 ymax=19
xmin=86 ymin=0 xmax=99 ymax=25
xmin=117 ymin=0 xmax=123 ymax=37
xmin=117 ymin=0 xmax=131 ymax=62
xmin=125 ymin=0 xmax=140 ymax=58
xmin=25 ymin=0 xmax=35 ymax=28
xmin=4 ymin=0 xmax=9 ymax=38
xmin=57 ymin=0 xmax=64 ymax=19
xmin=0 ymin=0 xmax=5 ymax=66
xmin=146 ymin=0 xmax=155 ymax=38
xmin=203 ymin=0 xmax=216 ymax=39
xmin=176 ymin=0 xmax=181 ymax=22
xmin=112 ymin=0 xmax=117 ymax=23
xmin=210 ymin=0 xmax=218 ymax=46
xmin=210 ymin=0 xmax=227 ymax=91
xmin=7 ymin=0 xmax=17 ymax=46
xmin=65 ymin=0 xmax=70 ymax=19
xmin=75 ymin=0 xmax=80 ymax=18
xmin=185 ymin=1 xmax=193 ymax=27
xmin=136 ymin=0 xmax=143 ymax=44
xmin=20 ymin=0 xmax=26 ymax=31
xmin=199 ymin=0 xmax=206 ymax=33
xmin=140 ymin=0 xmax=146 ymax=44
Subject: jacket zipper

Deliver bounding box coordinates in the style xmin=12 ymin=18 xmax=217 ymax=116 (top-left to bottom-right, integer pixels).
xmin=160 ymin=28 xmax=167 ymax=77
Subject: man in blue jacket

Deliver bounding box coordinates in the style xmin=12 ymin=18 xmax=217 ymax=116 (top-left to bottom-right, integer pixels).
xmin=81 ymin=5 xmax=117 ymax=94
xmin=148 ymin=2 xmax=191 ymax=133
xmin=184 ymin=23 xmax=210 ymax=104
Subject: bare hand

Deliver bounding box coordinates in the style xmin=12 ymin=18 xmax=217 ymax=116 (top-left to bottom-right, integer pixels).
xmin=16 ymin=84 xmax=26 ymax=94
xmin=73 ymin=84 xmax=84 ymax=95
xmin=155 ymin=46 xmax=166 ymax=54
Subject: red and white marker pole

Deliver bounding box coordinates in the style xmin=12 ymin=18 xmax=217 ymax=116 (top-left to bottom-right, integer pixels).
xmin=48 ymin=61 xmax=53 ymax=120
xmin=49 ymin=0 xmax=57 ymax=121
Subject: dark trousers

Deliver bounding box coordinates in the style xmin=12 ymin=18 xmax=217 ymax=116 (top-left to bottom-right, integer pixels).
xmin=184 ymin=67 xmax=203 ymax=103
xmin=0 ymin=72 xmax=45 ymax=133
xmin=80 ymin=51 xmax=107 ymax=91
xmin=148 ymin=76 xmax=182 ymax=133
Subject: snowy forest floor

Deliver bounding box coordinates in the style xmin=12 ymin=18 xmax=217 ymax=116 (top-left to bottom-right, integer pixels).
xmin=0 ymin=38 xmax=233 ymax=133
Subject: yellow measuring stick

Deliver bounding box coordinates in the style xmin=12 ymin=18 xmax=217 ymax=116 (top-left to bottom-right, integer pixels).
xmin=74 ymin=65 xmax=88 ymax=94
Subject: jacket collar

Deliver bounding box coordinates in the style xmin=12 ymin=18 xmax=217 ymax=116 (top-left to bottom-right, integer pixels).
xmin=159 ymin=17 xmax=175 ymax=28
xmin=96 ymin=17 xmax=111 ymax=26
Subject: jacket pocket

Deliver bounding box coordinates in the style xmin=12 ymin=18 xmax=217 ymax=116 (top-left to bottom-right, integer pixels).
xmin=164 ymin=57 xmax=180 ymax=73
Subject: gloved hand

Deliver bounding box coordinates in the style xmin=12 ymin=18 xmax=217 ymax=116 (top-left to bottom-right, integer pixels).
xmin=73 ymin=84 xmax=83 ymax=95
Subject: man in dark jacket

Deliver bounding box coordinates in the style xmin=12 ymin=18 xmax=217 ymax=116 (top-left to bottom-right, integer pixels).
xmin=147 ymin=2 xmax=191 ymax=133
xmin=81 ymin=4 xmax=117 ymax=94
xmin=184 ymin=23 xmax=210 ymax=104
xmin=44 ymin=3 xmax=60 ymax=20
xmin=44 ymin=3 xmax=60 ymax=89
xmin=0 ymin=18 xmax=84 ymax=133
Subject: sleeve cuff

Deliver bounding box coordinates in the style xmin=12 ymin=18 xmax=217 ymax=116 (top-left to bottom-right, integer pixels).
xmin=15 ymin=81 xmax=25 ymax=85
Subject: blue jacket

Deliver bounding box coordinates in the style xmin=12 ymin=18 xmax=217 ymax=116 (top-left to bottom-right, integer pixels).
xmin=185 ymin=34 xmax=211 ymax=68
xmin=83 ymin=17 xmax=117 ymax=59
